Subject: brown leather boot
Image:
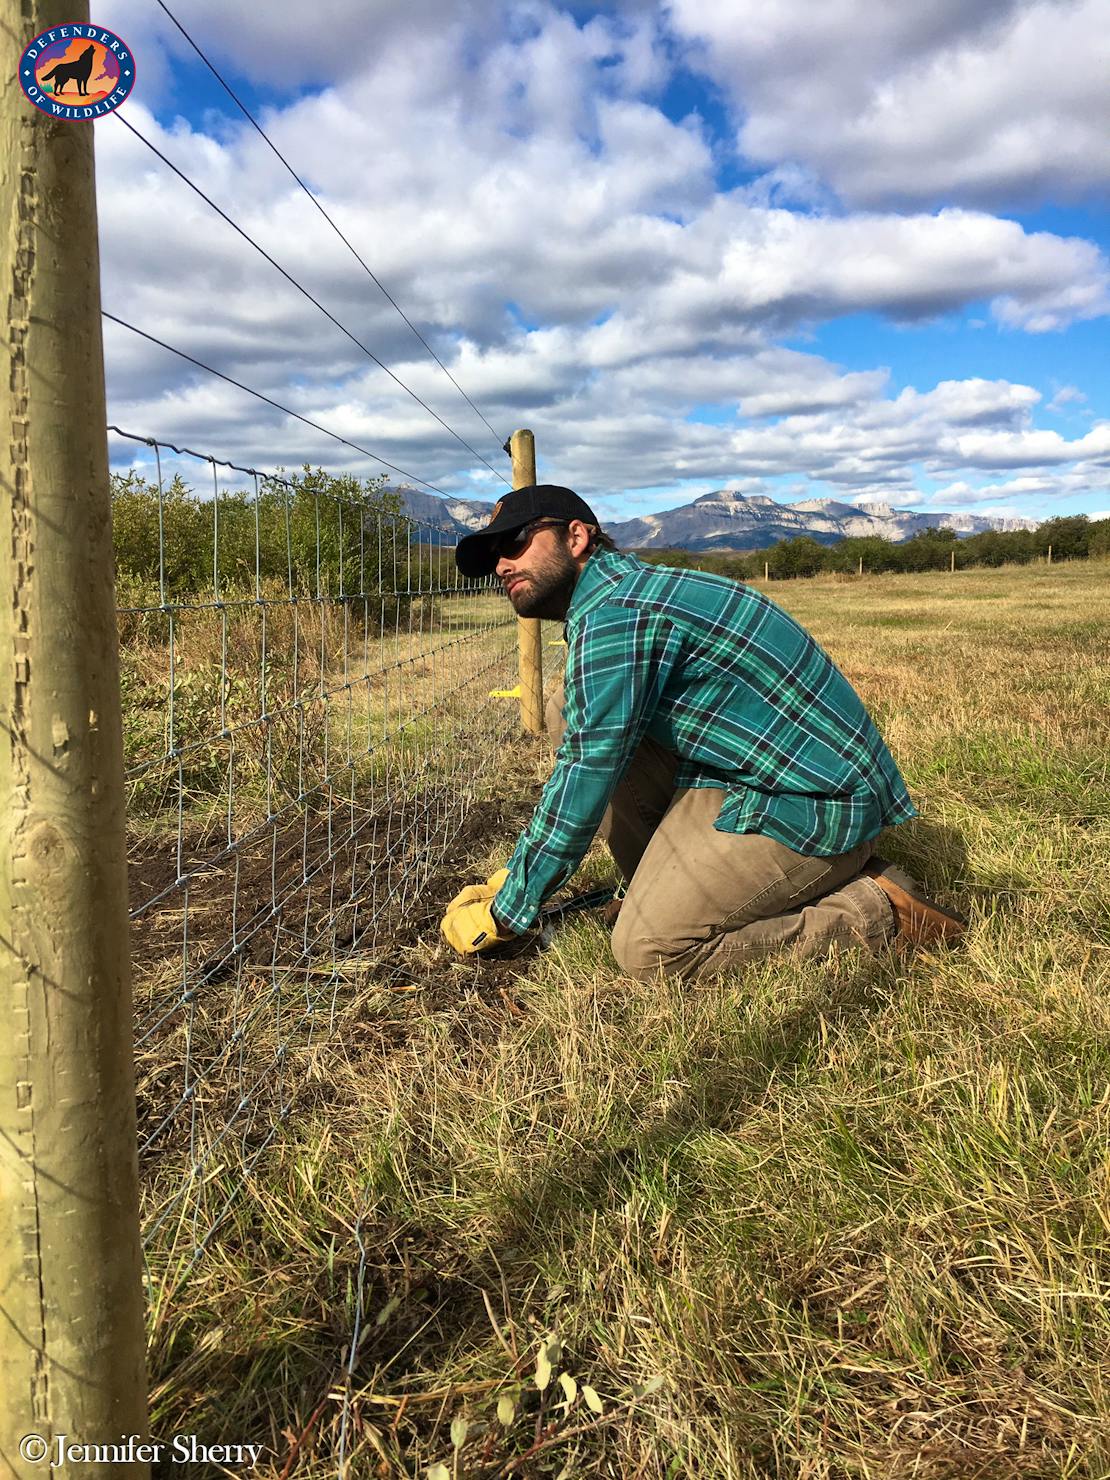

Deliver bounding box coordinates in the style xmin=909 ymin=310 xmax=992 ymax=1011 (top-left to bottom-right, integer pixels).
xmin=862 ymin=858 xmax=967 ymax=947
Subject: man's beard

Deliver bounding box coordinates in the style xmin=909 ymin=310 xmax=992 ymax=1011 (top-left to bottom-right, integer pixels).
xmin=505 ymin=542 xmax=579 ymax=620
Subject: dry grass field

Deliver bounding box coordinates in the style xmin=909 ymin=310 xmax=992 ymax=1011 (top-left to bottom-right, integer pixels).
xmin=142 ymin=560 xmax=1110 ymax=1479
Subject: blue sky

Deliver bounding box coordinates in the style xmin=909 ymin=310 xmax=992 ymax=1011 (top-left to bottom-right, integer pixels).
xmin=95 ymin=0 xmax=1110 ymax=526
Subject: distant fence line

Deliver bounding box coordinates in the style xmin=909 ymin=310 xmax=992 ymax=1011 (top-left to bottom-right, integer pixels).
xmin=634 ymin=515 xmax=1106 ymax=584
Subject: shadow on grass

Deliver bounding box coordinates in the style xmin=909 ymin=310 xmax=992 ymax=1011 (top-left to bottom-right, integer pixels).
xmin=480 ymin=959 xmax=893 ymax=1260
xmin=882 ymin=818 xmax=969 ymax=895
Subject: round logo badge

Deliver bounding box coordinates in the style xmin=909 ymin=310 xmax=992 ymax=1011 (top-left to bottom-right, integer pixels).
xmin=19 ymin=24 xmax=135 ymax=120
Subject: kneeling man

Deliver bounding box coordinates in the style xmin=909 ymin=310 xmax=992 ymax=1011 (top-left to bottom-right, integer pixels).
xmin=441 ymin=485 xmax=965 ymax=978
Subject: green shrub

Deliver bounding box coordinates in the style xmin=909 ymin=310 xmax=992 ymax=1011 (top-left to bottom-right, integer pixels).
xmin=111 ymin=465 xmax=404 ymax=602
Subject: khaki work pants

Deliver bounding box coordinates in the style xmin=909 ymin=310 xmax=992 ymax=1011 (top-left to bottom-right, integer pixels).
xmin=546 ymin=685 xmax=894 ymax=982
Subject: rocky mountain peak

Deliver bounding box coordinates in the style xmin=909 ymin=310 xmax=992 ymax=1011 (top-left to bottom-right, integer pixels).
xmin=391 ymin=484 xmax=1039 ymax=552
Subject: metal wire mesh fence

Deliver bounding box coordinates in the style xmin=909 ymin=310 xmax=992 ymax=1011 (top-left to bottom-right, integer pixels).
xmin=111 ymin=428 xmax=520 ymax=1285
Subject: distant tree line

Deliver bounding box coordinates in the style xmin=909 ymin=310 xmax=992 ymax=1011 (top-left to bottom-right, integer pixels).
xmin=111 ymin=466 xmax=401 ymax=601
xmin=633 ymin=515 xmax=1109 ymax=581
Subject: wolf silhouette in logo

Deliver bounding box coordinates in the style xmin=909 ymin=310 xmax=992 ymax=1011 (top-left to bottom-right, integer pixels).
xmin=40 ymin=45 xmax=97 ymax=96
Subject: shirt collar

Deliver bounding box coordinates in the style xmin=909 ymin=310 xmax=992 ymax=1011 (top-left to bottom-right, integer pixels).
xmin=565 ymin=546 xmax=637 ymax=626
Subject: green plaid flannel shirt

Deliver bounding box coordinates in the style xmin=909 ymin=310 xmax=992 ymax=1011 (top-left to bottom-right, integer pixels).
xmin=492 ymin=548 xmax=915 ymax=934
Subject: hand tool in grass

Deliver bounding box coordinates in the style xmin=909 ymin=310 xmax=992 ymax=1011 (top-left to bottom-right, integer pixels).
xmin=479 ymin=882 xmax=621 ymax=953
xmin=442 ymin=882 xmax=621 ymax=957
xmin=538 ymin=886 xmax=617 ymax=939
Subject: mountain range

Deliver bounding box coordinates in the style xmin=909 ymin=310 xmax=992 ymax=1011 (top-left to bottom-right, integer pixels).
xmin=394 ymin=486 xmax=1037 ymax=552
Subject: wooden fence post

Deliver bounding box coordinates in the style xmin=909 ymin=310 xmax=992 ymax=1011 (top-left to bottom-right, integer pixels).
xmin=507 ymin=430 xmax=544 ymax=734
xmin=1 ymin=5 xmax=150 ymax=1470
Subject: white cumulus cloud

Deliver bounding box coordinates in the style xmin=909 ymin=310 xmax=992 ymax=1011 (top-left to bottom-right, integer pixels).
xmin=667 ymin=0 xmax=1110 ymax=208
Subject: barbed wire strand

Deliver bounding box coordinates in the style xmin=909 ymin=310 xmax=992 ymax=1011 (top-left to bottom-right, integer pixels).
xmin=103 ymin=313 xmax=455 ymax=495
xmin=114 ymin=113 xmax=510 ymax=486
xmin=150 ymin=0 xmax=508 ymax=456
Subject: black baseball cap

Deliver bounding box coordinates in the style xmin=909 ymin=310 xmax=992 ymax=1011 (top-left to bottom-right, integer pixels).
xmin=454 ymin=484 xmax=600 ymax=577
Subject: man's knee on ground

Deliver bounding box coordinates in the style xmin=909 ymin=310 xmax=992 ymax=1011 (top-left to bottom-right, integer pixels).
xmin=611 ymin=912 xmax=691 ymax=983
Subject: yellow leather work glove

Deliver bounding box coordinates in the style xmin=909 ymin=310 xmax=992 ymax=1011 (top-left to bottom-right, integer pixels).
xmin=446 ymin=867 xmax=510 ymax=914
xmin=441 ymin=898 xmax=512 ymax=955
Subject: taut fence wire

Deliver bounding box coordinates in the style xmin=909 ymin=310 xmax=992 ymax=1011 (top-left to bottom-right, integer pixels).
xmin=111 ymin=428 xmax=520 ymax=1283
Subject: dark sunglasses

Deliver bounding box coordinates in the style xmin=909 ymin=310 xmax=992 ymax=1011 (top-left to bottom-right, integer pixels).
xmin=493 ymin=518 xmax=568 ymax=559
